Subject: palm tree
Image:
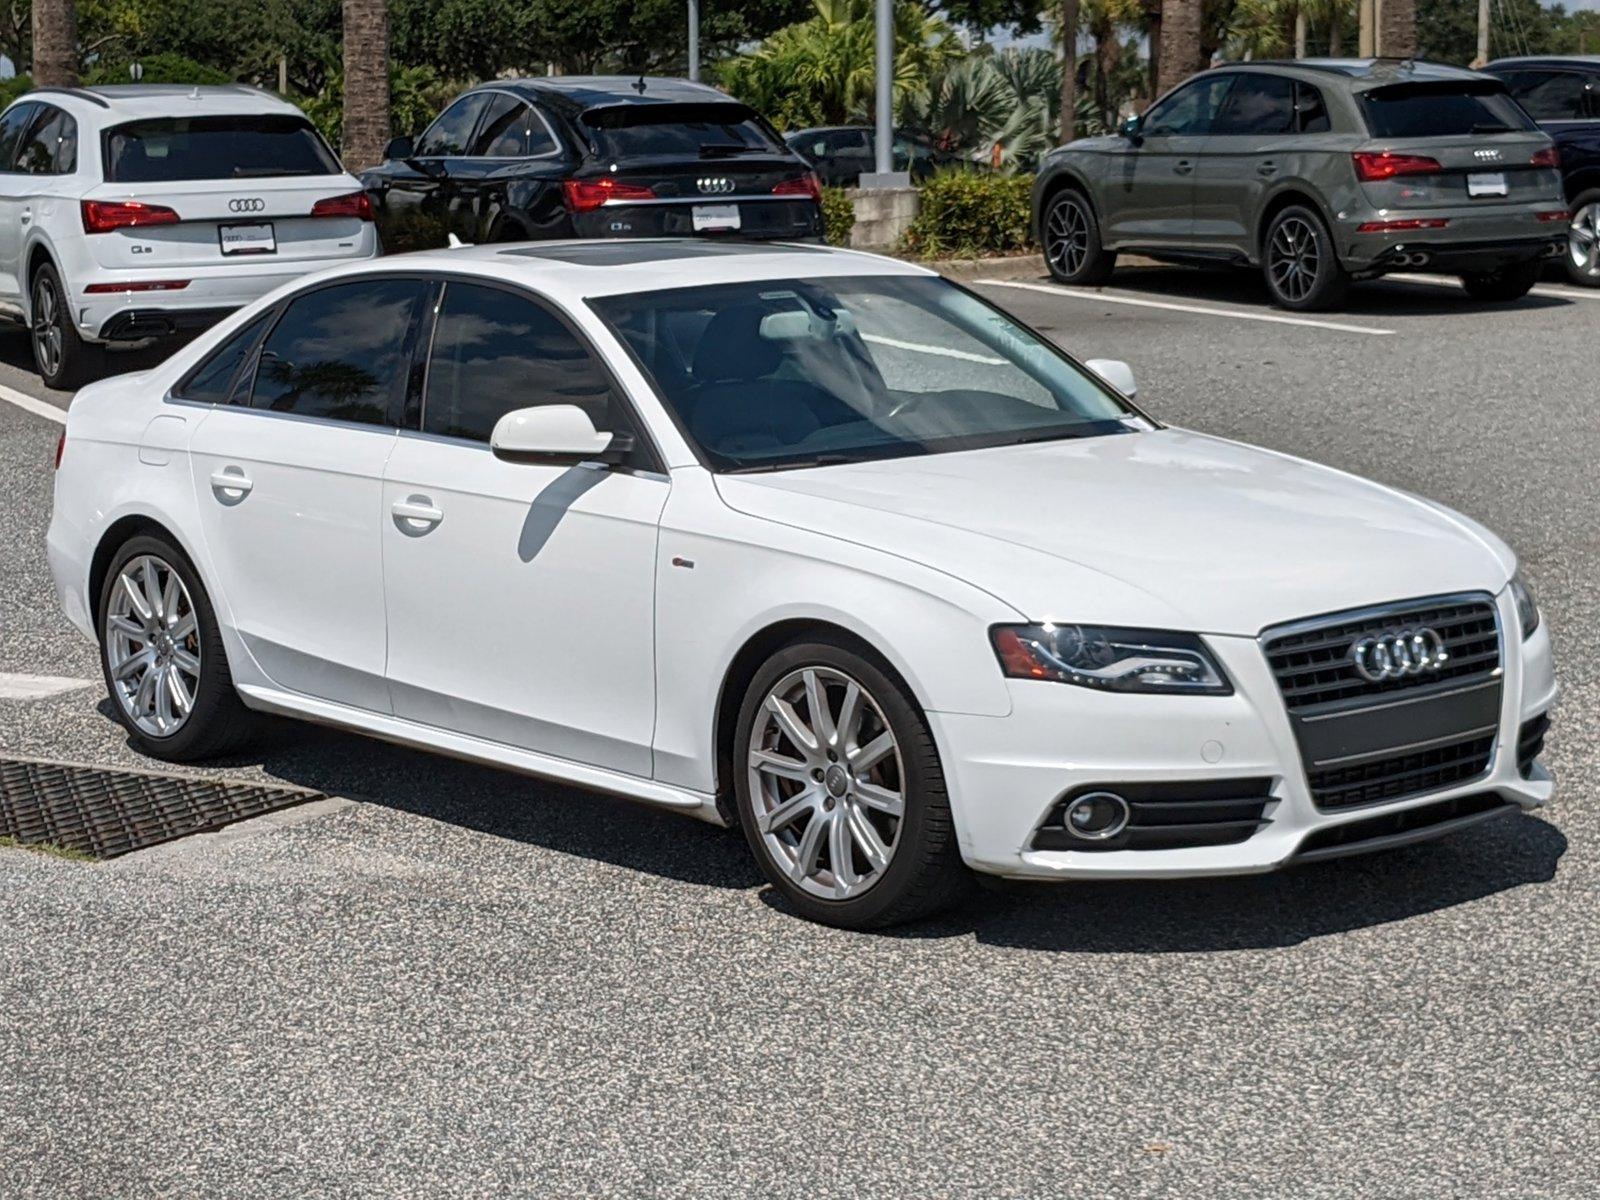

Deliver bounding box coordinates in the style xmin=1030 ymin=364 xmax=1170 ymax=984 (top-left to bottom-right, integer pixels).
xmin=32 ymin=0 xmax=76 ymax=87
xmin=1058 ymin=0 xmax=1079 ymax=142
xmin=1156 ymin=0 xmax=1203 ymax=95
xmin=1378 ymin=0 xmax=1415 ymax=57
xmin=342 ymin=0 xmax=391 ymax=171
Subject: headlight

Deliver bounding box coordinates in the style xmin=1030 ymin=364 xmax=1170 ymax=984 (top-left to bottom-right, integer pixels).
xmin=991 ymin=624 xmax=1232 ymax=695
xmin=1509 ymin=572 xmax=1540 ymax=640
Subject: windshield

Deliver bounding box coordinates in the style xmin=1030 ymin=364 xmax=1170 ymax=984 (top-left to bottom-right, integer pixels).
xmin=1361 ymin=82 xmax=1535 ymax=138
xmin=590 ymin=275 xmax=1137 ymax=472
xmin=104 ymin=115 xmax=342 ymax=182
xmin=582 ymin=103 xmax=786 ymax=159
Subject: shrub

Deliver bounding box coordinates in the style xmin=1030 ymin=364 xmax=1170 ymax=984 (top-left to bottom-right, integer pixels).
xmin=901 ymin=170 xmax=1036 ymax=259
xmin=84 ymin=54 xmax=233 ymax=87
xmin=821 ymin=186 xmax=856 ymax=247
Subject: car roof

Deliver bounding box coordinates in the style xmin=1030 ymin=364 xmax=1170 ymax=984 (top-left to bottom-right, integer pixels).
xmin=476 ymin=76 xmax=736 ymax=116
xmin=311 ymin=239 xmax=936 ymax=302
xmin=17 ymin=83 xmax=308 ymax=122
xmin=1484 ymin=56 xmax=1600 ymax=69
xmin=1226 ymin=58 xmax=1497 ymax=90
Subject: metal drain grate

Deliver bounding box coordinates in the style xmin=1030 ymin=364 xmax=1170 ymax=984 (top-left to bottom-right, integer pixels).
xmin=0 ymin=757 xmax=324 ymax=859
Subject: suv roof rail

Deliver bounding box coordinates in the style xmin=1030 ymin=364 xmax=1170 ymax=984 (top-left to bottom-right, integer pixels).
xmin=24 ymin=86 xmax=110 ymax=109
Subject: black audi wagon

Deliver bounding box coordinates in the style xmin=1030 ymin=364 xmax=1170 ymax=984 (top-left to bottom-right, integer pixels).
xmin=361 ymin=76 xmax=824 ymax=252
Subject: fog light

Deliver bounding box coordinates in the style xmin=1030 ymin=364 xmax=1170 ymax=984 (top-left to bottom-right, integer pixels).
xmin=1063 ymin=791 xmax=1130 ymax=841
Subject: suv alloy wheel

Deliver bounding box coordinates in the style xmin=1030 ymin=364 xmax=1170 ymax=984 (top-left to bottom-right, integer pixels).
xmin=1262 ymin=206 xmax=1349 ymax=312
xmin=1042 ymin=189 xmax=1116 ymax=286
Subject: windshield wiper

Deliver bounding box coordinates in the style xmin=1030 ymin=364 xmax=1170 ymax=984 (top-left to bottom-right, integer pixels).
xmin=726 ymin=453 xmax=862 ymax=474
xmin=1471 ymin=123 xmax=1514 ymax=134
xmin=699 ymin=144 xmax=768 ymax=158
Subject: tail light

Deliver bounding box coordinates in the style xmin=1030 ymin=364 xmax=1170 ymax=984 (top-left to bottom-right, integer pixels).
xmin=1357 ymin=218 xmax=1450 ymax=233
xmin=562 ymin=178 xmax=657 ymax=212
xmin=84 ymin=280 xmax=190 ymax=293
xmin=81 ymin=199 xmax=180 ymax=233
xmin=310 ymin=191 xmax=374 ymax=220
xmin=1537 ymin=210 xmax=1571 ymax=223
xmin=1530 ymin=147 xmax=1560 ymax=169
xmin=54 ymin=432 xmax=65 ymax=470
xmin=1352 ymin=152 xmax=1442 ymax=182
xmin=772 ymin=172 xmax=822 ymax=202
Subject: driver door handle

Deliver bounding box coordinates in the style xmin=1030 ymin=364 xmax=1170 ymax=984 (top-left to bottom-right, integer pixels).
xmin=392 ymin=497 xmax=444 ymax=529
xmin=1173 ymin=160 xmax=1194 ymax=175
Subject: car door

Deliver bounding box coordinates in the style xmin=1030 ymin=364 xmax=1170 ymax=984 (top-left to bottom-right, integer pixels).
xmin=1193 ymin=73 xmax=1301 ymax=254
xmin=368 ymin=93 xmax=491 ymax=251
xmin=380 ymin=279 xmax=669 ymax=775
xmin=187 ymin=277 xmax=431 ymax=711
xmin=1103 ymin=73 xmax=1235 ymax=248
xmin=0 ymin=102 xmax=40 ymax=302
xmin=447 ymin=90 xmax=568 ymax=241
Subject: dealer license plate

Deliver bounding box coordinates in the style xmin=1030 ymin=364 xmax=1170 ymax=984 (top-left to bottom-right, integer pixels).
xmin=1467 ymin=172 xmax=1508 ymax=198
xmin=692 ymin=204 xmax=740 ymax=231
xmin=219 ymin=222 xmax=277 ymax=256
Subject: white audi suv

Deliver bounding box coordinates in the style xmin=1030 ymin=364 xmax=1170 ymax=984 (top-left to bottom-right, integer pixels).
xmin=46 ymin=241 xmax=1557 ymax=927
xmin=0 ymin=84 xmax=378 ymax=389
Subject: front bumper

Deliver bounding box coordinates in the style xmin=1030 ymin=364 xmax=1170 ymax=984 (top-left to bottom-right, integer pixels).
xmin=932 ymin=587 xmax=1557 ymax=880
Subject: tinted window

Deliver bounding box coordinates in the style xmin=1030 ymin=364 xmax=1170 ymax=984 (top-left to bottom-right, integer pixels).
xmin=583 ymin=102 xmax=785 ymax=159
xmin=1143 ymin=75 xmax=1235 ymax=137
xmin=415 ymin=95 xmax=489 ymax=157
xmin=423 ymin=282 xmax=615 ymax=441
xmin=1361 ymin=82 xmax=1535 ymax=137
xmin=0 ymin=103 xmax=38 ymax=171
xmin=16 ymin=105 xmax=76 ymax=174
xmin=250 ymin=280 xmax=428 ymax=424
xmin=1295 ymin=82 xmax=1331 ymax=133
xmin=1508 ymin=71 xmax=1590 ymax=121
xmin=177 ymin=314 xmax=270 ymax=404
xmin=1213 ymin=75 xmax=1295 ymax=135
xmin=105 ymin=115 xmax=340 ymax=182
xmin=471 ymin=93 xmax=558 ymax=157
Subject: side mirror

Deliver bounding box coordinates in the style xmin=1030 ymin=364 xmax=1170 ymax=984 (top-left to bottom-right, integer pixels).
xmin=1119 ymin=115 xmax=1143 ymax=145
xmin=383 ymin=135 xmax=414 ymax=161
xmin=1085 ymin=358 xmax=1138 ymax=399
xmin=490 ymin=404 xmax=633 ymax=466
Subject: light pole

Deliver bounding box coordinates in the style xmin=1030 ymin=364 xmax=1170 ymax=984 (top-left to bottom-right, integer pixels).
xmin=687 ymin=0 xmax=700 ymax=82
xmin=861 ymin=0 xmax=909 ymax=188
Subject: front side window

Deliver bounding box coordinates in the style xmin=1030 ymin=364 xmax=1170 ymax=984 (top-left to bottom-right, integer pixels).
xmin=0 ymin=103 xmax=38 ymax=172
xmin=16 ymin=105 xmax=76 ymax=174
xmin=104 ymin=115 xmax=340 ymax=182
xmin=249 ymin=279 xmax=429 ymax=425
xmin=176 ymin=314 xmax=270 ymax=404
xmin=591 ymin=275 xmax=1134 ymax=472
xmin=471 ymin=94 xmax=559 ymax=157
xmin=1143 ymin=75 xmax=1235 ymax=137
xmin=1361 ymin=82 xmax=1536 ymax=137
xmin=414 ymin=95 xmax=490 ymax=157
xmin=583 ymin=102 xmax=785 ymax=160
xmin=422 ymin=282 xmax=616 ymax=441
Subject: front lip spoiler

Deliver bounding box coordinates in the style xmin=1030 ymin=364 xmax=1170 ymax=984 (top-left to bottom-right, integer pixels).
xmin=1292 ymin=797 xmax=1517 ymax=863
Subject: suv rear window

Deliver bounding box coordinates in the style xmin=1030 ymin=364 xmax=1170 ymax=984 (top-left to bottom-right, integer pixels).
xmin=1361 ymin=82 xmax=1535 ymax=138
xmin=104 ymin=115 xmax=341 ymax=182
xmin=582 ymin=103 xmax=785 ymax=159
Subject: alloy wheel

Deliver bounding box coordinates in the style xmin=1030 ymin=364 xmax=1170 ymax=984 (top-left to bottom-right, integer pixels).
xmin=1045 ymin=195 xmax=1091 ymax=278
xmin=1569 ymin=202 xmax=1600 ymax=281
xmin=1268 ymin=216 xmax=1321 ymax=303
xmin=746 ymin=666 xmax=904 ymax=901
xmin=31 ymin=276 xmax=63 ymax=381
xmin=105 ymin=555 xmax=202 ymax=738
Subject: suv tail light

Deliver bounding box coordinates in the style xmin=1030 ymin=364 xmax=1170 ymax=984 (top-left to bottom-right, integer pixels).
xmin=1352 ymin=152 xmax=1443 ymax=182
xmin=54 ymin=432 xmax=65 ymax=470
xmin=772 ymin=172 xmax=822 ymax=202
xmin=310 ymin=191 xmax=374 ymax=220
xmin=81 ymin=199 xmax=181 ymax=233
xmin=1530 ymin=147 xmax=1560 ymax=169
xmin=562 ymin=178 xmax=657 ymax=212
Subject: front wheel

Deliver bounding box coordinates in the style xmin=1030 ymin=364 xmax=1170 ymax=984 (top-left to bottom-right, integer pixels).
xmin=1460 ymin=259 xmax=1542 ymax=303
xmin=1564 ymin=190 xmax=1600 ymax=287
xmin=1262 ymin=206 xmax=1348 ymax=311
xmin=733 ymin=637 xmax=968 ymax=929
xmin=1042 ymin=189 xmax=1116 ymax=286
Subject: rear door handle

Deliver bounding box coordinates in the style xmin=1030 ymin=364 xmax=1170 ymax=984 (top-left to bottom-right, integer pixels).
xmin=1257 ymin=161 xmax=1279 ymax=176
xmin=19 ymin=206 xmax=31 ymax=225
xmin=1173 ymin=160 xmax=1194 ymax=175
xmin=209 ymin=467 xmax=252 ymax=496
xmin=392 ymin=496 xmax=444 ymax=530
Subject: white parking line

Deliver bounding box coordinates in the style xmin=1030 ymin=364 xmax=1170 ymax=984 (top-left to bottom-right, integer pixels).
xmin=978 ymin=279 xmax=1396 ymax=336
xmin=0 ymin=672 xmax=93 ymax=700
xmin=0 ymin=382 xmax=67 ymax=425
xmin=1390 ymin=272 xmax=1600 ymax=301
xmin=862 ymin=333 xmax=1004 ymax=364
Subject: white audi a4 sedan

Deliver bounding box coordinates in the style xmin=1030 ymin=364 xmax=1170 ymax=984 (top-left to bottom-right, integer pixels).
xmin=48 ymin=240 xmax=1556 ymax=927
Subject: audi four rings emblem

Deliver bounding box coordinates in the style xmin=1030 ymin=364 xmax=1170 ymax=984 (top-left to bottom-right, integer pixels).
xmin=1474 ymin=149 xmax=1502 ymax=161
xmin=228 ymin=198 xmax=266 ymax=213
xmin=1349 ymin=629 xmax=1450 ymax=682
xmin=696 ymin=177 xmax=735 ymax=195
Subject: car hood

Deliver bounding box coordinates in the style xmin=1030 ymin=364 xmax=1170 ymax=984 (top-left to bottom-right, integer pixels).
xmin=715 ymin=429 xmax=1514 ymax=635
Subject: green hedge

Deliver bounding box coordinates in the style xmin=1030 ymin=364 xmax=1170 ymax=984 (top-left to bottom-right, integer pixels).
xmin=821 ymin=186 xmax=855 ymax=247
xmin=901 ymin=171 xmax=1036 ymax=259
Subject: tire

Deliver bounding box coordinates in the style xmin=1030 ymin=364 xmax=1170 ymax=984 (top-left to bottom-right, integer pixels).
xmin=30 ymin=261 xmax=103 ymax=390
xmin=1261 ymin=205 xmax=1349 ymax=311
xmin=732 ymin=635 xmax=969 ymax=929
xmin=97 ymin=533 xmax=259 ymax=762
xmin=1563 ymin=189 xmax=1600 ymax=288
xmin=1460 ymin=259 xmax=1542 ymax=303
xmin=1042 ymin=188 xmax=1116 ymax=286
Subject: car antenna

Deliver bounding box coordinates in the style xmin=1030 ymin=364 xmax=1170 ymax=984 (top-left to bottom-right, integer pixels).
xmin=632 ymin=75 xmax=647 ymax=94
xmin=447 ymin=233 xmax=474 ymax=249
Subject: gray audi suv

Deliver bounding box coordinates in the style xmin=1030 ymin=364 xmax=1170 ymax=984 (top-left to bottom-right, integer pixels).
xmin=1032 ymin=59 xmax=1569 ymax=309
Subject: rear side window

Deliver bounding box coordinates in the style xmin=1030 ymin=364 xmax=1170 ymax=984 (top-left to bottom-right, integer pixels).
xmin=1361 ymin=82 xmax=1536 ymax=138
xmin=422 ymin=282 xmax=615 ymax=441
xmin=583 ymin=102 xmax=785 ymax=159
xmin=471 ymin=93 xmax=559 ymax=157
xmin=1213 ymin=75 xmax=1295 ymax=135
xmin=104 ymin=115 xmax=341 ymax=182
xmin=414 ymin=95 xmax=489 ymax=157
xmin=249 ymin=280 xmax=429 ymax=425
xmin=0 ymin=102 xmax=38 ymax=171
xmin=1506 ymin=72 xmax=1592 ymax=122
xmin=16 ymin=105 xmax=76 ymax=174
xmin=176 ymin=314 xmax=270 ymax=404
xmin=1295 ymin=83 xmax=1331 ymax=133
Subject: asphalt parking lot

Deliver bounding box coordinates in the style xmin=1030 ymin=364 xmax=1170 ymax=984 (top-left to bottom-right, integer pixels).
xmin=1 ymin=264 xmax=1595 ymax=1198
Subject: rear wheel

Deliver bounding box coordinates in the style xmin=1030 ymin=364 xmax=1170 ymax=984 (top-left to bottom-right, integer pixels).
xmin=31 ymin=262 xmax=103 ymax=390
xmin=1262 ymin=206 xmax=1348 ymax=311
xmin=1460 ymin=259 xmax=1542 ymax=303
xmin=1564 ymin=190 xmax=1600 ymax=287
xmin=1042 ymin=189 xmax=1116 ymax=286
xmin=733 ymin=636 xmax=969 ymax=929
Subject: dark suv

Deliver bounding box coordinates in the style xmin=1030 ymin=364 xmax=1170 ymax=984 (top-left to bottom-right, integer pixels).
xmin=784 ymin=126 xmax=969 ymax=186
xmin=1032 ymin=59 xmax=1568 ymax=309
xmin=1484 ymin=55 xmax=1600 ymax=286
xmin=361 ymin=76 xmax=822 ymax=252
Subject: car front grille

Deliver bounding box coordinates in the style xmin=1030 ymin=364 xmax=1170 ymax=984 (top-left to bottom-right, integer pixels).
xmin=1030 ymin=778 xmax=1274 ymax=852
xmin=1517 ymin=712 xmax=1550 ymax=777
xmin=1262 ymin=594 xmax=1503 ymax=811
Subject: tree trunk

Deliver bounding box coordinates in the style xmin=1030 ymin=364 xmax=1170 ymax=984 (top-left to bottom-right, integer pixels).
xmin=1156 ymin=0 xmax=1203 ymax=97
xmin=1328 ymin=11 xmax=1342 ymax=55
xmin=31 ymin=0 xmax=76 ymax=87
xmin=1145 ymin=3 xmax=1162 ymax=105
xmin=1378 ymin=0 xmax=1416 ymax=57
xmin=1059 ymin=0 xmax=1079 ymax=143
xmin=342 ymin=0 xmax=391 ymax=172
